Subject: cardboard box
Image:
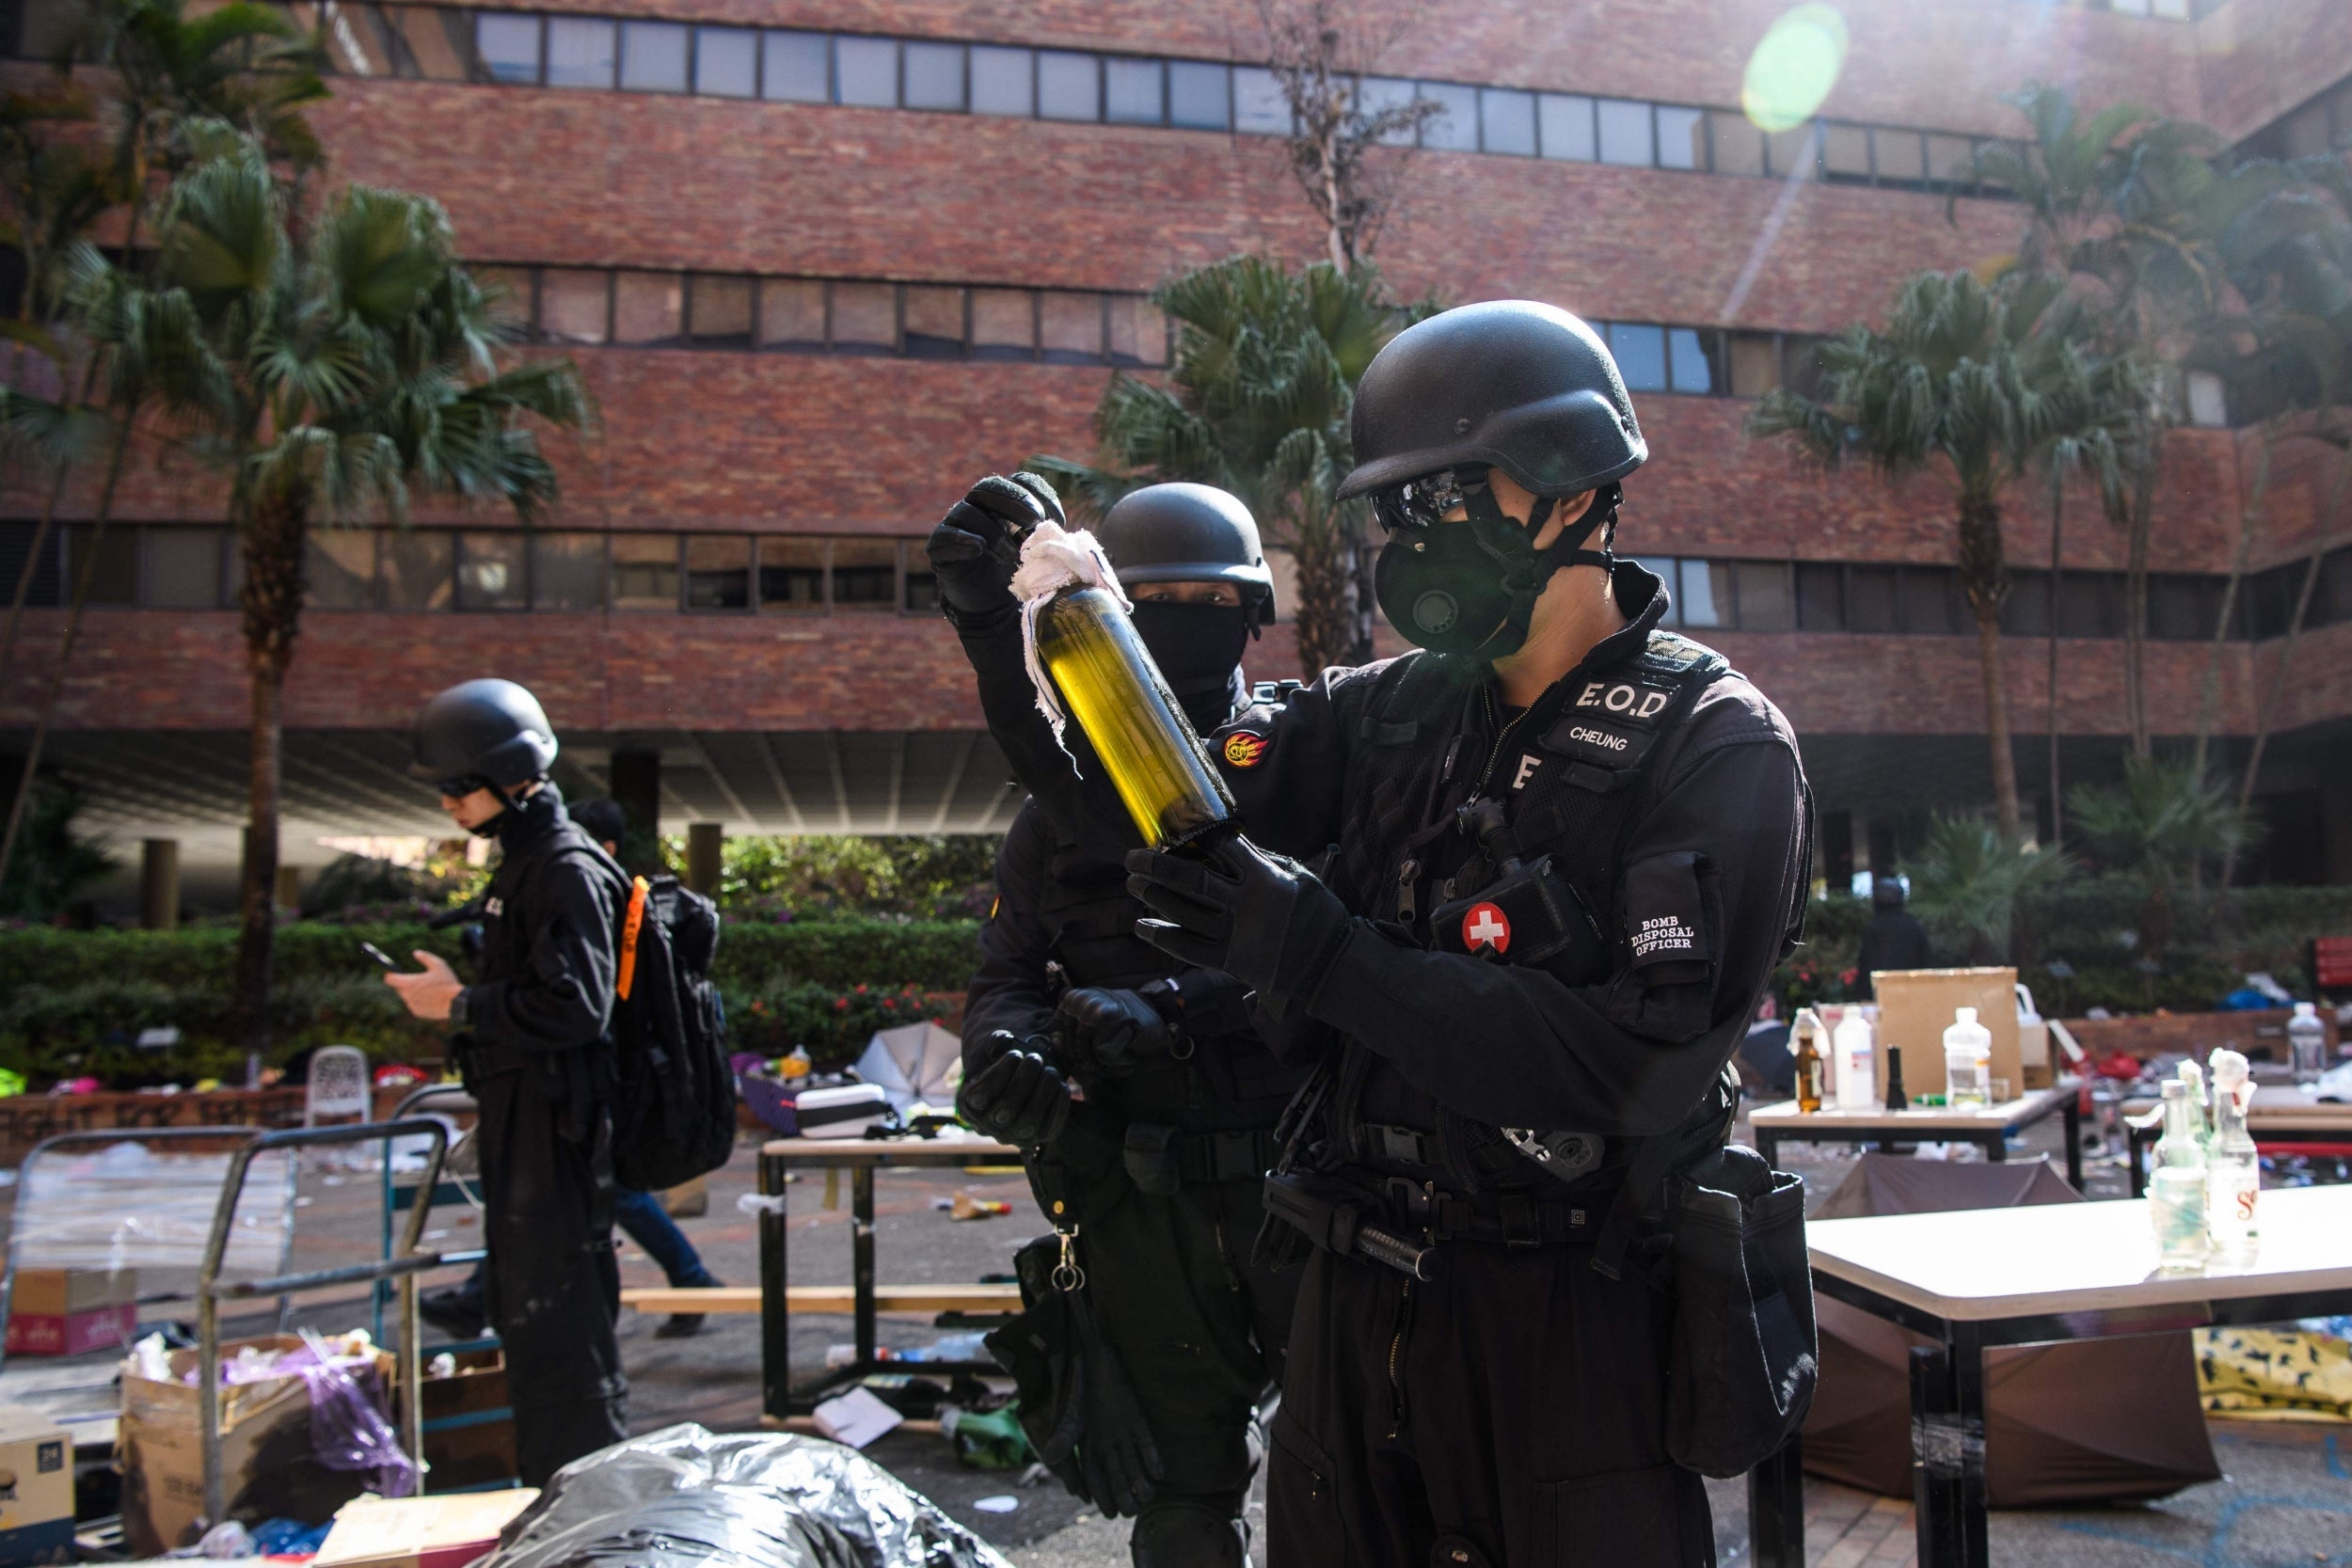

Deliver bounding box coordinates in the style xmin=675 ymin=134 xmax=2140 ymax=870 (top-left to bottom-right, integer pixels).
xmin=0 ymin=1404 xmax=72 ymax=1567
xmin=119 ymin=1333 xmax=396 ymax=1559
xmin=396 ymin=1347 xmax=516 ymax=1492
xmin=312 ymin=1487 xmax=538 ymax=1568
xmin=5 ymin=1268 xmax=136 ymax=1357
xmin=1870 ymin=968 xmax=2022 ymax=1102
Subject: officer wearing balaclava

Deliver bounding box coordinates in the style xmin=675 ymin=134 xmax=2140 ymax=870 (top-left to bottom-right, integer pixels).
xmin=927 ymin=482 xmax=1310 ymax=1568
xmin=1113 ymin=303 xmax=1816 ymax=1567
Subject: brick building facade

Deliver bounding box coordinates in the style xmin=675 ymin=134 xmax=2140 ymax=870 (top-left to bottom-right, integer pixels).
xmin=3 ymin=0 xmax=2350 ymax=902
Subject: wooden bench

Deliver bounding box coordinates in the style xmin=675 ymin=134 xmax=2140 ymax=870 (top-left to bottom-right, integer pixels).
xmin=621 ymin=1283 xmax=1020 ymax=1316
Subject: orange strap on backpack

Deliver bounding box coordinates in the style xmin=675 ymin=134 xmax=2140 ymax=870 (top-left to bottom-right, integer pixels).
xmin=616 ymin=876 xmax=650 ymax=1000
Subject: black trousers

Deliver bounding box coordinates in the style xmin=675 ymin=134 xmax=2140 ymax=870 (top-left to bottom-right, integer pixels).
xmin=474 ymin=1066 xmax=628 ymax=1484
xmin=1266 ymin=1243 xmax=1713 ymax=1568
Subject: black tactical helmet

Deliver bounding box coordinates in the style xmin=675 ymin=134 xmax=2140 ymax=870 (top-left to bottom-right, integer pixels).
xmin=409 ymin=678 xmax=559 ymax=792
xmin=1097 ymin=483 xmax=1276 ymax=625
xmin=1336 ymin=301 xmax=1647 ymax=502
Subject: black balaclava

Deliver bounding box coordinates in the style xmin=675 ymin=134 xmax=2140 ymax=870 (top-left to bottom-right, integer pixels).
xmin=1129 ymin=601 xmax=1252 ymax=730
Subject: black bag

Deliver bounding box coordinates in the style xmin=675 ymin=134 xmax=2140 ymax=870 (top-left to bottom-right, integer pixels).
xmin=1663 ymin=1144 xmax=1818 ymax=1478
xmin=607 ymin=873 xmax=739 ymax=1193
xmin=985 ymin=1234 xmax=1089 ymax=1497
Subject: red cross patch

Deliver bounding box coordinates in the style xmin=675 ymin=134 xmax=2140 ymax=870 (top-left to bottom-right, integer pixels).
xmin=1463 ymin=901 xmax=1511 ymax=955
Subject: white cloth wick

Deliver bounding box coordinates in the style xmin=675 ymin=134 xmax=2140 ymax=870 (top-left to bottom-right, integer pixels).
xmin=1015 ymin=523 xmax=1132 ymax=754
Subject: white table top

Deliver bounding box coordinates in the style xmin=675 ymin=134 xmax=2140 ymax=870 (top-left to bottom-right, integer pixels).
xmin=1807 ymin=1182 xmax=2352 ymax=1322
xmin=760 ymin=1134 xmax=1021 ymax=1164
xmin=1750 ymin=1079 xmax=2075 ymax=1133
xmin=2121 ymin=1095 xmax=2352 ymax=1132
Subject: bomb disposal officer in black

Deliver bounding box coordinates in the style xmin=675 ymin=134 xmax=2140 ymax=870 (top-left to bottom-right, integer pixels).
xmin=385 ymin=679 xmax=630 ymax=1484
xmin=930 ymin=483 xmax=1310 ymax=1568
xmin=1120 ymin=304 xmax=1812 ymax=1566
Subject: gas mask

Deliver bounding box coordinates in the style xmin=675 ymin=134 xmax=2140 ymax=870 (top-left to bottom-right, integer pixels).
xmin=1372 ymin=469 xmax=1618 ymax=660
xmin=1129 ymin=601 xmax=1252 ymax=725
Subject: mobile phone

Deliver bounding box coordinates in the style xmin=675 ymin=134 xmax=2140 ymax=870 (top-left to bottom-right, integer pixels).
xmin=359 ymin=941 xmax=399 ymax=971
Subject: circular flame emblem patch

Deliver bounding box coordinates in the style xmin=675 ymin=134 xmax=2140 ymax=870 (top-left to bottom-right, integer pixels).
xmin=1222 ymin=732 xmax=1269 ymax=768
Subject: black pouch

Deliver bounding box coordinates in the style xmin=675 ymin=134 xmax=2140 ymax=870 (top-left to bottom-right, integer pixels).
xmin=984 ymin=1234 xmax=1089 ymax=1495
xmin=1430 ymin=855 xmax=1611 ymax=985
xmin=1121 ymin=1123 xmax=1183 ymax=1196
xmin=1662 ymin=1145 xmax=1818 ymax=1478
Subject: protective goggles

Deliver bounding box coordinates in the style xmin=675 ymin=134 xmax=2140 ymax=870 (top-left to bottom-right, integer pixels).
xmin=1371 ymin=467 xmax=1486 ymax=534
xmin=432 ymin=773 xmax=495 ymax=800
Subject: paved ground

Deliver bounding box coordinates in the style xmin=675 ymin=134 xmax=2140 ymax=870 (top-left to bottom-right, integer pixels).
xmin=5 ymin=1103 xmax=2349 ymax=1565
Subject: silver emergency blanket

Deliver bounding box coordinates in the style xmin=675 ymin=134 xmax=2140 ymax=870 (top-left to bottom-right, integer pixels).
xmin=483 ymin=1424 xmax=1012 ymax=1568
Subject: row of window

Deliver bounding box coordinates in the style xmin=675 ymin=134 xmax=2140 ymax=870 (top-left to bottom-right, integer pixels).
xmin=168 ymin=4 xmax=2052 ymax=197
xmin=473 ymin=267 xmax=1171 ymax=365
xmin=9 ymin=523 xmax=2349 ymax=641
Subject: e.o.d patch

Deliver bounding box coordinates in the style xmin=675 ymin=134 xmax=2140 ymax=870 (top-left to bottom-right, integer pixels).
xmin=1222 ymin=732 xmax=1269 ymax=768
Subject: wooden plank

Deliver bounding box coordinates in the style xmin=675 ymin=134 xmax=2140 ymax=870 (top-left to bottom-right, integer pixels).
xmin=621 ymin=1284 xmax=1020 ymax=1315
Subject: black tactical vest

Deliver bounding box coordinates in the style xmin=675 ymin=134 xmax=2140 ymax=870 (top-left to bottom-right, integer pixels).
xmin=1316 ymin=626 xmax=1738 ymax=1196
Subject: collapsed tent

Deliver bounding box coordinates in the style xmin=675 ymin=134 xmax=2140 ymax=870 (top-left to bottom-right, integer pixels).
xmin=1804 ymin=1155 xmax=2219 ymax=1507
xmin=853 ymin=1022 xmax=962 ymax=1110
xmin=482 ymin=1424 xmax=1009 ymax=1568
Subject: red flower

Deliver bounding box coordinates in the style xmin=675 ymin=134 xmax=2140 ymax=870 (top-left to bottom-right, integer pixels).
xmin=855 ymin=984 xmax=868 ymax=995
xmin=833 ymin=998 xmax=849 ymax=1012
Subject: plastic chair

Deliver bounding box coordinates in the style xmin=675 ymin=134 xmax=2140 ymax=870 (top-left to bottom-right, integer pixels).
xmin=304 ymin=1046 xmax=372 ymax=1128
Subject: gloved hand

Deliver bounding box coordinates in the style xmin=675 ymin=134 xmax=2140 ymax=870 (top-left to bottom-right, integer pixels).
xmin=956 ymin=1034 xmax=1074 ymax=1146
xmin=1124 ymin=836 xmax=1355 ymax=1014
xmin=1079 ymin=1335 xmax=1164 ymax=1517
xmin=926 ymin=471 xmax=1065 ymax=622
xmin=1056 ymin=987 xmax=1171 ymax=1074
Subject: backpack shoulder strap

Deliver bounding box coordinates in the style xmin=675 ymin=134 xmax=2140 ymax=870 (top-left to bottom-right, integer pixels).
xmin=615 ymin=875 xmax=651 ymax=1001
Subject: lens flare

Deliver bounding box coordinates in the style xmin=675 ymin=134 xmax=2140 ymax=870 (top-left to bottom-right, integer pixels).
xmin=1742 ymin=4 xmax=1850 ymax=133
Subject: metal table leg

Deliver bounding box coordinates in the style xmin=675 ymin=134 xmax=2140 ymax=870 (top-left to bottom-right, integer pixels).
xmin=2128 ymin=1123 xmax=2156 ymax=1197
xmin=852 ymin=1165 xmax=878 ymax=1371
xmin=759 ymin=1148 xmax=790 ymax=1423
xmin=1756 ymin=1130 xmax=1780 ymax=1170
xmin=1952 ymin=1322 xmax=1990 ymax=1568
xmin=2061 ymin=1093 xmax=2083 ymax=1190
xmin=1909 ymin=1345 xmax=1961 ymax=1568
xmin=1745 ymin=1434 xmax=1804 ymax=1568
xmin=1984 ymin=1132 xmax=2008 ymax=1163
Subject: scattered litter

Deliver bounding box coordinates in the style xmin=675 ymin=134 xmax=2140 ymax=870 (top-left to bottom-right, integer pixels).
xmin=294 ymin=1196 xmax=316 ymax=1208
xmin=428 ymin=1353 xmax=457 ymax=1378
xmin=196 ymin=1518 xmax=254 ymax=1557
xmin=973 ymin=1496 xmax=1018 ymax=1514
xmin=812 ymin=1386 xmax=903 ymax=1449
xmin=932 ymin=1190 xmax=1013 ymax=1221
xmin=735 ymin=1192 xmax=789 ymax=1216
xmin=1019 ymin=1462 xmax=1052 ymax=1488
xmin=940 ymin=1405 xmax=1030 ymax=1469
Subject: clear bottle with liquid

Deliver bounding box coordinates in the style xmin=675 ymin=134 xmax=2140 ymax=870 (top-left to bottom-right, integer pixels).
xmin=1943 ymin=1006 xmax=1992 ymax=1110
xmin=2288 ymin=1001 xmax=2328 ymax=1085
xmin=2150 ymin=1079 xmax=2211 ymax=1267
xmin=1834 ymin=1006 xmax=1876 ymax=1110
xmin=2178 ymin=1058 xmax=2211 ymax=1150
xmin=1791 ymin=1007 xmax=1827 ymax=1114
xmin=2205 ymin=1049 xmax=2260 ymax=1262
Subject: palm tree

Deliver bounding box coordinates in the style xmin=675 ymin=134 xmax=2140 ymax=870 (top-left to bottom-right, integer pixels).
xmin=1748 ymin=270 xmax=2137 ymax=835
xmin=140 ymin=129 xmax=587 ymax=1052
xmin=1906 ymin=812 xmax=2071 ymax=964
xmin=2067 ymin=755 xmax=2260 ymax=959
xmin=1033 ymin=255 xmax=1431 ymax=674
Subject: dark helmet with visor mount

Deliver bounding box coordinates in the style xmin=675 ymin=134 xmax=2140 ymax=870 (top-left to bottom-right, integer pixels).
xmin=1096 ymin=482 xmax=1276 ymax=629
xmin=1339 ymin=302 xmax=1649 ymax=660
xmin=410 ymin=678 xmax=559 ymax=800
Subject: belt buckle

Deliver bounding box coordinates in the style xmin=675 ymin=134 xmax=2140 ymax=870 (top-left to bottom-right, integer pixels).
xmin=1383 ymin=1176 xmax=1432 ymax=1220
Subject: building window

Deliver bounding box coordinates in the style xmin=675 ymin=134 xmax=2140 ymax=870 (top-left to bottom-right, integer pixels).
xmin=532 ymin=532 xmax=606 ymax=610
xmin=1733 ymin=560 xmax=1794 ymax=630
xmin=474 ymin=12 xmax=540 ymax=84
xmin=972 ymin=289 xmax=1036 ymax=359
xmin=1480 ymin=87 xmax=1536 ymax=156
xmin=1168 ymin=60 xmax=1229 ymax=130
xmin=1873 ymin=127 xmax=1927 ymax=187
xmin=612 ymin=534 xmax=679 ymax=610
xmin=305 ymin=530 xmax=374 ymax=610
xmin=758 ymin=537 xmax=824 ymax=610
xmin=539 ymin=269 xmax=610 ymax=345
xmin=903 ymin=285 xmax=966 ymax=357
xmin=1106 ymin=295 xmax=1168 ymax=366
xmin=1680 ymin=561 xmax=1731 ymax=627
xmin=1596 ymin=98 xmax=1652 ymax=166
xmin=1846 ymin=565 xmax=1899 ymax=633
xmin=2057 ymin=571 xmax=2122 ymax=638
xmin=688 ymin=274 xmax=754 ymax=348
xmin=1667 ymin=327 xmax=1713 ymax=393
xmin=1629 ymin=557 xmax=1681 ymax=626
xmin=1537 ymin=93 xmax=1596 ymax=161
xmin=1041 ymin=292 xmax=1104 ymax=362
xmin=833 ymin=539 xmax=899 ymax=610
xmin=544 ymin=15 xmax=614 ymax=89
xmin=834 ymin=35 xmax=898 ymax=107
xmin=1038 ymin=51 xmax=1100 ymax=120
xmin=693 ymin=26 xmax=756 ymax=97
xmin=143 ymin=527 xmax=224 ymax=610
xmin=1232 ymin=67 xmax=1289 ymax=135
xmin=1606 ymin=323 xmax=1667 ymax=393
xmin=1417 ymin=81 xmax=1478 ymax=150
xmin=1656 ymin=105 xmax=1704 ymax=170
xmin=612 ymin=271 xmax=683 ymax=346
xmin=1104 ymin=56 xmax=1163 ymax=124
xmin=1358 ymin=78 xmax=1419 ymax=147
xmin=685 ymin=534 xmax=751 ymax=610
xmin=1902 ymin=566 xmax=1965 ymax=635
xmin=1709 ymin=111 xmax=1765 ymax=176
xmin=1726 ymin=332 xmax=1780 ymax=397
xmin=970 ymin=46 xmax=1033 ymax=116
xmin=902 ymin=40 xmax=965 ymax=111
xmin=456 ymin=531 xmax=527 ymax=610
xmin=1820 ymin=122 xmax=1871 ymax=182
xmin=758 ymin=278 xmax=825 ymax=349
xmin=762 ymin=31 xmax=829 ymax=102
xmin=381 ymin=530 xmax=453 ymax=610
xmin=1794 ymin=562 xmax=1843 ymax=630
xmin=619 ymin=21 xmax=688 ymax=92
xmin=830 ymin=281 xmax=898 ymax=352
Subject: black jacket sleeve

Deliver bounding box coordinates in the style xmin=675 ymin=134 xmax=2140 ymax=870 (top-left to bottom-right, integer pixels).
xmin=463 ymin=852 xmax=622 ymax=1053
xmin=961 ymin=801 xmax=1060 ymax=1071
xmin=1303 ymin=694 xmax=1809 ymax=1136
xmin=1201 ymin=658 xmax=1388 ymax=860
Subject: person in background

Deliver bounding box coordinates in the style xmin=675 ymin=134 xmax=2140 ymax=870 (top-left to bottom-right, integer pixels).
xmin=1854 ymin=875 xmax=1933 ymax=997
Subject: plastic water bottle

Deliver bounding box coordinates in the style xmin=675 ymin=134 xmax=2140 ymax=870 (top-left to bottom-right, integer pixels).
xmin=2150 ymin=1079 xmax=2210 ymax=1267
xmin=2178 ymin=1059 xmax=2212 ymax=1150
xmin=1834 ymin=1006 xmax=1876 ymax=1110
xmin=2205 ymin=1050 xmax=2259 ymax=1262
xmin=2288 ymin=1001 xmax=2328 ymax=1085
xmin=1943 ymin=1006 xmax=1992 ymax=1110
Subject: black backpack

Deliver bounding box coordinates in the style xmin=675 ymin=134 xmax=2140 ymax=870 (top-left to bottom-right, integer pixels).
xmin=608 ymin=873 xmax=738 ymax=1192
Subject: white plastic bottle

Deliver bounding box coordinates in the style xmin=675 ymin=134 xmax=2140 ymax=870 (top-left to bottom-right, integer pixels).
xmin=1943 ymin=1006 xmax=1992 ymax=1109
xmin=2288 ymin=1001 xmax=2328 ymax=1085
xmin=2205 ymin=1049 xmax=2260 ymax=1262
xmin=1834 ymin=1006 xmax=1876 ymax=1110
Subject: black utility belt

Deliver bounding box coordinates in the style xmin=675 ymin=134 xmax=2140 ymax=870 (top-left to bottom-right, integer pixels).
xmin=1122 ymin=1124 xmax=1281 ymax=1196
xmin=1263 ymin=1168 xmax=1603 ymax=1279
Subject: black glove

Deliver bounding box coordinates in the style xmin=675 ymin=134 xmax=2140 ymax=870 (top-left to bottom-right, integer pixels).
xmin=1078 ymin=1334 xmax=1164 ymax=1517
xmin=956 ymin=1035 xmax=1074 ymax=1146
xmin=1056 ymin=987 xmax=1171 ymax=1074
xmin=926 ymin=471 xmax=1065 ymax=623
xmin=1124 ymin=836 xmax=1355 ymax=1016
